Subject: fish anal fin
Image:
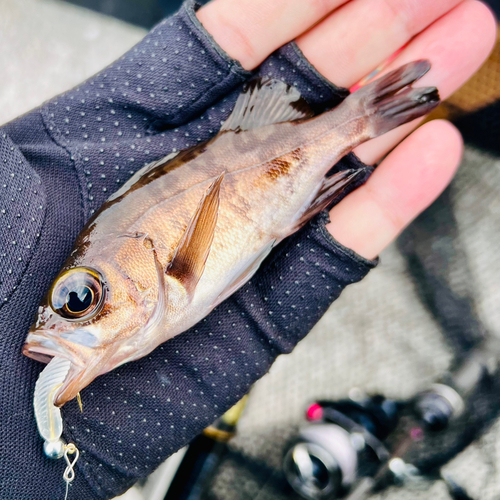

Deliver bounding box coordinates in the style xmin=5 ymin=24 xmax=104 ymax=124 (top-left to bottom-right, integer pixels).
xmin=220 ymin=78 xmax=314 ymax=133
xmin=293 ymin=168 xmax=369 ymax=231
xmin=167 ymin=172 xmax=225 ymax=298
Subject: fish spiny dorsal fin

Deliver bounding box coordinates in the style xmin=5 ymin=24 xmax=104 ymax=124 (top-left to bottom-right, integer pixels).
xmin=107 ymin=151 xmax=179 ymax=202
xmin=167 ymin=172 xmax=225 ymax=298
xmin=220 ymin=78 xmax=314 ymax=133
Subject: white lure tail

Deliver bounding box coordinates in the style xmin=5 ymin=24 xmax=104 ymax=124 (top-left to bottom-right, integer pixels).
xmin=34 ymin=357 xmax=71 ymax=444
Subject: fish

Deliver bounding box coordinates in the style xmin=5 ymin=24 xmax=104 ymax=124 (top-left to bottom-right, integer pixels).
xmin=23 ymin=61 xmax=440 ymax=407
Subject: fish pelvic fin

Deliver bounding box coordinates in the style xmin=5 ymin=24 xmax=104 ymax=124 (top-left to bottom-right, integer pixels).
xmin=350 ymin=60 xmax=440 ymax=138
xmin=220 ymin=78 xmax=314 ymax=133
xmin=211 ymin=239 xmax=276 ymax=310
xmin=167 ymin=172 xmax=225 ymax=298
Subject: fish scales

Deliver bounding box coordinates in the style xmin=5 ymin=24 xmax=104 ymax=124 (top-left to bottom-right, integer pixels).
xmin=81 ymin=126 xmax=337 ymax=319
xmin=85 ymin=118 xmax=351 ymax=288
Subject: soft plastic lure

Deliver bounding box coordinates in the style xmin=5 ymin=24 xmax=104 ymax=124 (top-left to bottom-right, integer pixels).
xmin=34 ymin=357 xmax=80 ymax=495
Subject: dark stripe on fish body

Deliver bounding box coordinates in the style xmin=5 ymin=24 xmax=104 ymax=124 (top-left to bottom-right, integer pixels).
xmin=261 ymin=148 xmax=303 ymax=182
xmin=93 ymin=144 xmax=208 ymax=215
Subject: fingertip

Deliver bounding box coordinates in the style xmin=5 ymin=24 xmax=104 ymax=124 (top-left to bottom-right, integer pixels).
xmin=355 ymin=0 xmax=497 ymax=166
xmin=432 ymin=118 xmax=464 ymax=163
xmin=418 ymin=119 xmax=464 ymax=179
xmin=369 ymin=120 xmax=463 ymax=220
xmin=413 ymin=0 xmax=498 ymax=97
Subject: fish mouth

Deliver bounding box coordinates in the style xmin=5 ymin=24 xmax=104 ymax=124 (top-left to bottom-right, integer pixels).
xmin=22 ymin=331 xmax=74 ymax=364
xmin=23 ymin=327 xmax=99 ymax=363
xmin=53 ymin=363 xmax=97 ymax=407
xmin=23 ymin=330 xmax=102 ymax=407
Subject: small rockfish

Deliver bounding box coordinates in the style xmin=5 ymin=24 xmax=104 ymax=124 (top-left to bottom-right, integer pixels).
xmin=24 ymin=61 xmax=439 ymax=407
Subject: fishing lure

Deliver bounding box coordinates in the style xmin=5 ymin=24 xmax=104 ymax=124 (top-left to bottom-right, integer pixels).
xmin=34 ymin=357 xmax=80 ymax=495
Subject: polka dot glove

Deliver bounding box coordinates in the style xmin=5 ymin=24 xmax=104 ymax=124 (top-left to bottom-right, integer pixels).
xmin=0 ymin=1 xmax=376 ymax=498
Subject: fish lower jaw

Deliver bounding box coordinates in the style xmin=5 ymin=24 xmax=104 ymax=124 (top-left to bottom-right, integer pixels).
xmin=22 ymin=344 xmax=54 ymax=364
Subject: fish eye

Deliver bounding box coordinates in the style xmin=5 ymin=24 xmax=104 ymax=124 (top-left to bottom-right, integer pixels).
xmin=50 ymin=267 xmax=105 ymax=321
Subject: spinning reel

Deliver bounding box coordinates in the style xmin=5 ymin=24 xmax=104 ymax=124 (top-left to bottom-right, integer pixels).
xmin=284 ymin=341 xmax=499 ymax=500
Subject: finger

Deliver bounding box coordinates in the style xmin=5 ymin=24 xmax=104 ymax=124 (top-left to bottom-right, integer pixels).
xmin=196 ymin=0 xmax=349 ymax=70
xmin=296 ymin=0 xmax=466 ymax=88
xmin=354 ymin=0 xmax=497 ymax=164
xmin=327 ymin=120 xmax=463 ymax=259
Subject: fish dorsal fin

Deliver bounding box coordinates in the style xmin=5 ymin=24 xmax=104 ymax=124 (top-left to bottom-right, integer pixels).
xmin=220 ymin=78 xmax=314 ymax=133
xmin=107 ymin=151 xmax=179 ymax=202
xmin=167 ymin=172 xmax=225 ymax=298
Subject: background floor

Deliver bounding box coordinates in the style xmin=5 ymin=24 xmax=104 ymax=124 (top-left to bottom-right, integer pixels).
xmin=3 ymin=1 xmax=500 ymax=500
xmin=62 ymin=0 xmax=183 ymax=28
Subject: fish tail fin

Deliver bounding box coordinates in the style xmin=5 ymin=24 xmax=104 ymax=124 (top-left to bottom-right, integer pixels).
xmin=352 ymin=60 xmax=440 ymax=138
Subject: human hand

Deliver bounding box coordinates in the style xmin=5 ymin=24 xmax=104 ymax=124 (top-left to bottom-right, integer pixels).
xmin=1 ymin=1 xmax=495 ymax=499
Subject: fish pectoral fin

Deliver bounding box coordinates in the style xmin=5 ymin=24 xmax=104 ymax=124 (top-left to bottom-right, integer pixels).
xmin=220 ymin=78 xmax=314 ymax=133
xmin=167 ymin=172 xmax=225 ymax=298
